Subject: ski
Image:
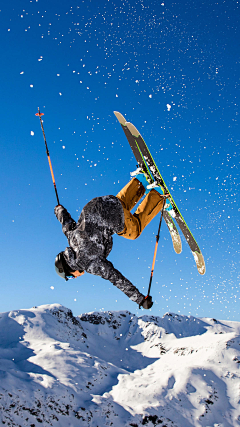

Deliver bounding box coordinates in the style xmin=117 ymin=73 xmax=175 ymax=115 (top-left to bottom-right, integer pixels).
xmin=114 ymin=111 xmax=182 ymax=256
xmin=114 ymin=111 xmax=206 ymax=275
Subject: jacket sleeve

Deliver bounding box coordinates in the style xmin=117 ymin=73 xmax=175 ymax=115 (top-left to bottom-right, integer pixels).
xmin=54 ymin=205 xmax=77 ymax=237
xmin=86 ymin=258 xmax=144 ymax=305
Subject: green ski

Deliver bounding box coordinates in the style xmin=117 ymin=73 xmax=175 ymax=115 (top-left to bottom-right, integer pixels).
xmin=114 ymin=111 xmax=206 ymax=275
xmin=114 ymin=111 xmax=182 ymax=256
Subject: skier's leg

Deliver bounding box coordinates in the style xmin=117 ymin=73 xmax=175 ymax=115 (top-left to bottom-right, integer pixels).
xmin=117 ymin=188 xmax=164 ymax=240
xmin=134 ymin=189 xmax=165 ymax=235
xmin=146 ymin=182 xmax=172 ymax=211
xmin=116 ymin=178 xmax=145 ymax=211
xmin=117 ymin=205 xmax=141 ymax=240
xmin=116 ymin=177 xmax=146 ymax=240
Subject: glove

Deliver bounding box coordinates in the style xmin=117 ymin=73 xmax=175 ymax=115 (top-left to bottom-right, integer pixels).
xmin=54 ymin=205 xmax=63 ymax=215
xmin=139 ymin=295 xmax=153 ymax=310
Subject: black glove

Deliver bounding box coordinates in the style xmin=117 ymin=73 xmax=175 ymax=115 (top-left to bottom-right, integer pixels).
xmin=54 ymin=205 xmax=63 ymax=215
xmin=139 ymin=295 xmax=153 ymax=310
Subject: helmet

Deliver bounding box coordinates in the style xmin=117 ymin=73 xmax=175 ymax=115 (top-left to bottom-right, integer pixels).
xmin=55 ymin=252 xmax=73 ymax=281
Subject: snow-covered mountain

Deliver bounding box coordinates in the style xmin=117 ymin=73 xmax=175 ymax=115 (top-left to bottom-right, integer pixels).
xmin=0 ymin=304 xmax=240 ymax=427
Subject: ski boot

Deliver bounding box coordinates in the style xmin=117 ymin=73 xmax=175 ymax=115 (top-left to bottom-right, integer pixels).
xmin=130 ymin=168 xmax=152 ymax=194
xmin=139 ymin=295 xmax=153 ymax=309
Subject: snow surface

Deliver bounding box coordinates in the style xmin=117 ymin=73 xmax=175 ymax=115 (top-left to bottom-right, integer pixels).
xmin=0 ymin=304 xmax=240 ymax=426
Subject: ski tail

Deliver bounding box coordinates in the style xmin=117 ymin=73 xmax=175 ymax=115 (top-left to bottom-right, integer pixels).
xmin=163 ymin=211 xmax=182 ymax=254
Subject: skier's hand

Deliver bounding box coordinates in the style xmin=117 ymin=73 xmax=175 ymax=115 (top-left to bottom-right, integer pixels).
xmin=54 ymin=205 xmax=63 ymax=215
xmin=139 ymin=295 xmax=153 ymax=309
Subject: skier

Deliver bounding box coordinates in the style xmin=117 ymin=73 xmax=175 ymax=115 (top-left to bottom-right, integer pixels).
xmin=55 ymin=172 xmax=167 ymax=309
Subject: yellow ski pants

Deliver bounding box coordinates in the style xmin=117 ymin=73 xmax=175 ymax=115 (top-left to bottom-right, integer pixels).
xmin=116 ymin=178 xmax=164 ymax=240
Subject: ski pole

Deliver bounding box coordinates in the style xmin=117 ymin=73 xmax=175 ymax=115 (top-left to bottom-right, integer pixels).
xmin=35 ymin=108 xmax=60 ymax=205
xmin=147 ymin=197 xmax=167 ymax=297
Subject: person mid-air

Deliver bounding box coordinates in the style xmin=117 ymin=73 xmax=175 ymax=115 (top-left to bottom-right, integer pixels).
xmin=55 ymin=171 xmax=167 ymax=310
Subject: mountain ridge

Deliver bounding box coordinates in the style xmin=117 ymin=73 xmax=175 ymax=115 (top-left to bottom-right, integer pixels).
xmin=0 ymin=303 xmax=239 ymax=426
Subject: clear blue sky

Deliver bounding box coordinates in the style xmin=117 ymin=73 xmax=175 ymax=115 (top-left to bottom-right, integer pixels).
xmin=0 ymin=0 xmax=239 ymax=320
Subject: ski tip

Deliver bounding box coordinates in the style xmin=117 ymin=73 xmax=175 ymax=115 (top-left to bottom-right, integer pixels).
xmin=193 ymin=251 xmax=206 ymax=275
xmin=114 ymin=111 xmax=126 ymax=125
xmin=126 ymin=122 xmax=140 ymax=137
xmin=174 ymin=239 xmax=182 ymax=255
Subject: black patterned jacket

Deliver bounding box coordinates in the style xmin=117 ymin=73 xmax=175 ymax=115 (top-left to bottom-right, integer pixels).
xmin=55 ymin=196 xmax=144 ymax=304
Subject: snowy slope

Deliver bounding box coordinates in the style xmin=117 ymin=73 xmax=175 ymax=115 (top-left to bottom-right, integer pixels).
xmin=0 ymin=304 xmax=240 ymax=427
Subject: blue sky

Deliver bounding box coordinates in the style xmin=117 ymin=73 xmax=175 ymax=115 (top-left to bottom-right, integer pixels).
xmin=0 ymin=0 xmax=239 ymax=320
